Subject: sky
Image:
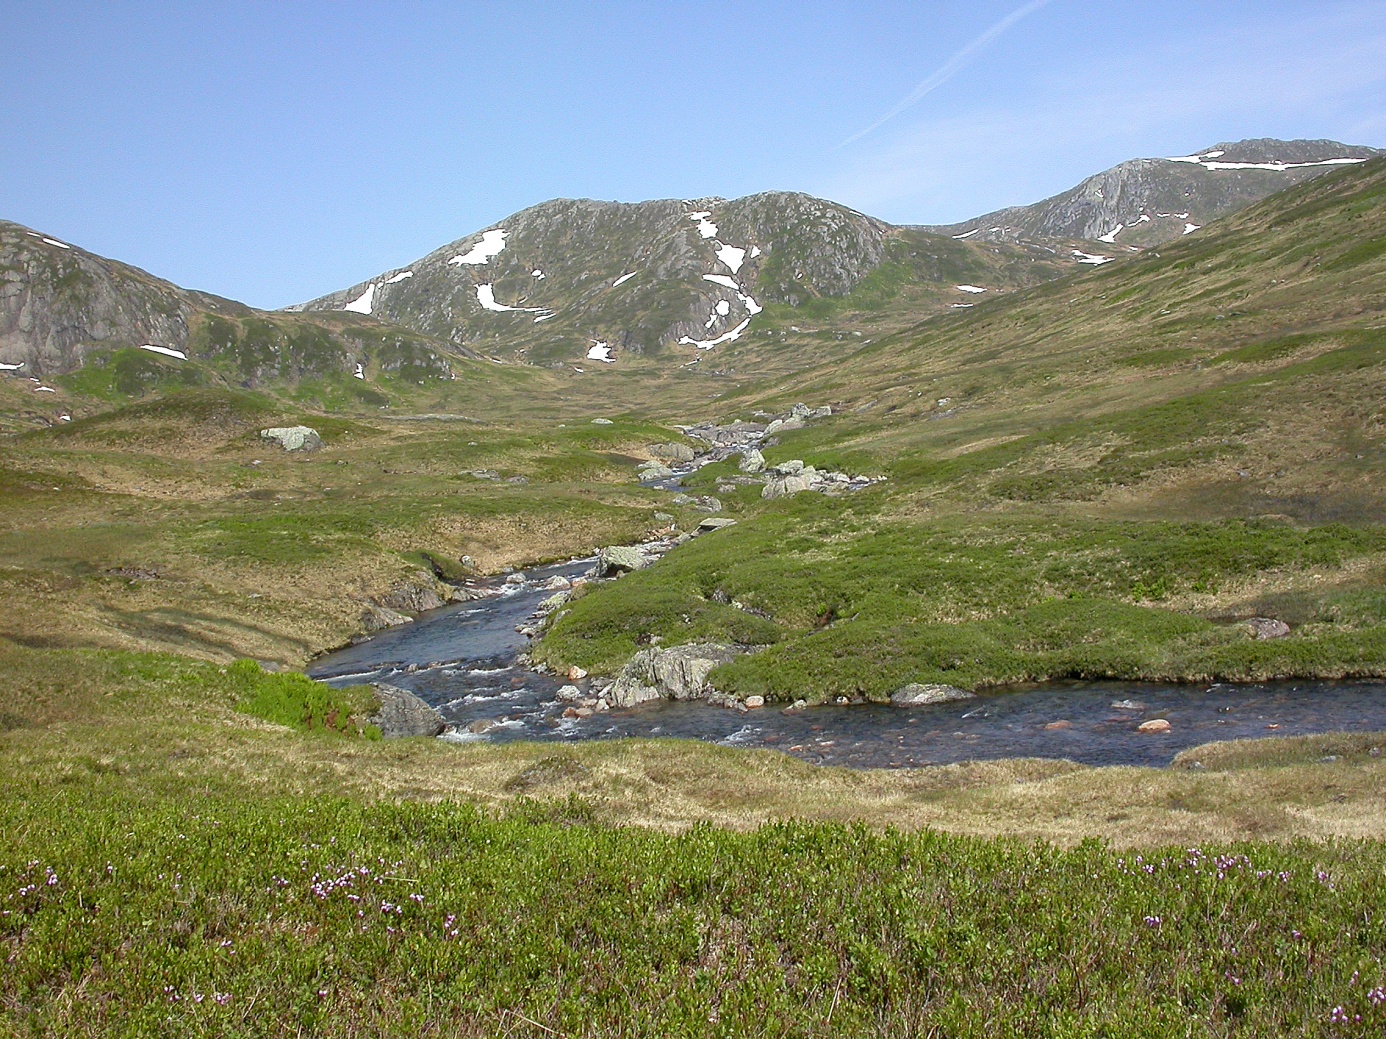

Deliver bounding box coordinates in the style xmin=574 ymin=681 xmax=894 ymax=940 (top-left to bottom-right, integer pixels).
xmin=3 ymin=1 xmax=1384 ymax=309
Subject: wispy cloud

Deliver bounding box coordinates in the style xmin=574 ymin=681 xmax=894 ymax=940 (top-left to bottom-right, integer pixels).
xmin=819 ymin=3 xmax=1386 ymax=223
xmin=840 ymin=0 xmax=1056 ymax=147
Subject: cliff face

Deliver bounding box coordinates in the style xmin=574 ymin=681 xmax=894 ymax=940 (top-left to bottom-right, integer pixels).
xmin=924 ymin=138 xmax=1384 ymax=250
xmin=0 ymin=221 xmax=242 ymax=376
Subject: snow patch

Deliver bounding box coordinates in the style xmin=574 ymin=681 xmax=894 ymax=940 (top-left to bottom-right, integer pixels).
xmin=1137 ymin=214 xmax=1152 ymax=223
xmin=0 ymin=362 xmax=25 ymax=371
xmin=750 ymin=245 xmax=762 ymax=258
xmin=448 ymin=229 xmax=509 ymax=266
xmin=1204 ymin=150 xmax=1225 ymax=158
xmin=1183 ymin=223 xmax=1202 ymax=235
xmin=955 ymin=285 xmax=987 ymax=294
xmin=952 ymin=229 xmax=981 ymax=240
xmin=353 ymin=363 xmax=366 ymax=380
xmin=715 ymin=299 xmax=731 ymax=316
xmin=679 ymin=318 xmax=751 ymax=351
xmin=1164 ymin=155 xmax=1367 ymax=173
xmin=612 ymin=271 xmax=638 ymax=288
xmin=476 ymin=284 xmax=547 ymax=314
xmin=343 ymin=284 xmax=376 ymax=314
xmin=140 ymin=344 xmax=188 ymax=360
xmin=1097 ymin=224 xmax=1125 ymax=244
xmin=1072 ymin=251 xmax=1113 ymax=265
xmin=737 ymin=291 xmax=763 ymax=315
xmin=688 ymin=212 xmax=718 ymax=238
xmin=702 ymin=274 xmax=740 ymax=291
xmin=533 ymin=312 xmax=557 ymax=323
xmin=384 ymin=270 xmax=413 ymax=284
xmin=34 ymin=385 xmax=56 ymax=392
xmin=586 ymin=342 xmax=614 ymax=363
xmin=532 ymin=269 xmax=545 ymax=278
xmin=715 ymin=244 xmax=746 ymax=273
xmin=951 ymin=303 xmax=974 ymax=309
xmin=41 ymin=238 xmax=70 ymax=249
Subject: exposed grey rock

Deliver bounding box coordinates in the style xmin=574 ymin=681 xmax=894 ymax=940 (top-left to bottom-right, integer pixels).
xmin=556 ymin=684 xmax=584 ymax=702
xmin=608 ymin=643 xmax=742 ymax=707
xmin=697 ymin=517 xmax=737 ymax=532
xmin=773 ymin=459 xmax=805 ymax=475
xmin=738 ymin=448 xmax=766 ymax=473
xmin=637 ymin=463 xmax=676 ymax=480
xmin=538 ymin=589 xmax=572 ymax=613
xmin=762 ymin=474 xmax=814 ymax=499
xmin=260 ymin=426 xmax=322 ymax=452
xmin=653 ymin=512 xmax=675 ymax=523
xmin=648 ymin=442 xmax=696 ymax=462
xmin=1245 ymin=617 xmax=1292 ymax=640
xmin=379 ymin=571 xmax=450 ymax=614
xmin=595 ymin=545 xmax=653 ymax=578
xmin=890 ymin=683 xmax=976 ymax=706
xmin=361 ymin=604 xmax=414 ymax=632
xmin=690 ymin=495 xmax=722 ymax=513
xmin=591 ymin=418 xmax=614 ymax=425
xmin=368 ymin=683 xmax=444 ymax=738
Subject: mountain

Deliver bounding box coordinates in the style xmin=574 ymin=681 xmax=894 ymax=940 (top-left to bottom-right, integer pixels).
xmin=924 ymin=138 xmax=1382 ymax=250
xmin=0 ymin=221 xmax=475 ymax=397
xmin=287 ymin=192 xmax=1095 ymax=367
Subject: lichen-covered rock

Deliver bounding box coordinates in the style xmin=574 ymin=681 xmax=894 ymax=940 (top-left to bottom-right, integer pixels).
xmin=361 ymin=604 xmax=414 ymax=632
xmin=607 ymin=643 xmax=742 ymax=708
xmin=260 ymin=426 xmax=322 ymax=452
xmin=368 ymin=683 xmax=445 ymax=738
xmin=648 ymin=442 xmax=696 ymax=463
xmin=890 ymin=683 xmax=976 ymax=706
xmin=1245 ymin=617 xmax=1291 ymax=640
xmin=738 ymin=448 xmax=766 ymax=473
xmin=595 ymin=545 xmax=653 ymax=578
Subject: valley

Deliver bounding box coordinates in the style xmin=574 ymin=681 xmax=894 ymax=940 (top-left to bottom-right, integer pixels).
xmin=3 ymin=138 xmax=1386 ymax=1036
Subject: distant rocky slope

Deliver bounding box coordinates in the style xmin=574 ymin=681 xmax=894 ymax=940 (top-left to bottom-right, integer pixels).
xmin=0 ymin=221 xmax=471 ymax=387
xmin=924 ymin=138 xmax=1382 ymax=251
xmin=286 ymin=192 xmax=1092 ymax=366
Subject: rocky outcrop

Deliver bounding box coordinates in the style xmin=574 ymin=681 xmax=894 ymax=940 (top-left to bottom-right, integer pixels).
xmin=607 ymin=643 xmax=742 ymax=708
xmin=361 ymin=604 xmax=414 ymax=633
xmin=595 ymin=545 xmax=654 ymax=578
xmin=648 ymin=442 xmax=696 ymax=463
xmin=368 ymin=683 xmax=445 ymax=738
xmin=259 ymin=426 xmax=322 ymax=452
xmin=738 ymin=448 xmax=766 ymax=473
xmin=378 ymin=571 xmax=459 ymax=614
xmin=1245 ymin=617 xmax=1292 ymax=640
xmin=890 ymin=683 xmax=975 ymax=706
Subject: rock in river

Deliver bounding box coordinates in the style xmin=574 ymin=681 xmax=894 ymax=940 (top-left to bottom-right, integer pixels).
xmin=608 ymin=643 xmax=742 ymax=707
xmin=890 ymin=683 xmax=976 ymax=706
xmin=369 ymin=683 xmax=445 ymax=738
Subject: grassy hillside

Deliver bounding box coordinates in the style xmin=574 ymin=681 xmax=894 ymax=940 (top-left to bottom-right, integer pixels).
xmin=533 ymin=159 xmax=1386 ymax=698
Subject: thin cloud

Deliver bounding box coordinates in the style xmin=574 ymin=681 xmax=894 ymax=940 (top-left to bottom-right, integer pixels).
xmin=841 ymin=0 xmax=1056 ymax=146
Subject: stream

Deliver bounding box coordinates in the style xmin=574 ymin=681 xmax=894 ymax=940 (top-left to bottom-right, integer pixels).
xmin=308 ymin=557 xmax=1386 ymax=769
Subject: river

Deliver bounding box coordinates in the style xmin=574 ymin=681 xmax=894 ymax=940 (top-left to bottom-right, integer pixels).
xmin=308 ymin=557 xmax=1386 ymax=769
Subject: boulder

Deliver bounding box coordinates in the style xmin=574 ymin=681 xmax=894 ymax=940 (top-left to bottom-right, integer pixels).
xmin=790 ymin=403 xmax=812 ymax=420
xmin=638 ymin=464 xmax=676 ymax=481
xmin=1245 ymin=617 xmax=1291 ymax=640
xmin=1138 ymin=719 xmax=1172 ymax=734
xmin=368 ymin=683 xmax=445 ymax=738
xmin=607 ymin=643 xmax=742 ymax=708
xmin=556 ymin=684 xmax=584 ymax=702
xmin=697 ymin=517 xmax=738 ymax=532
xmin=738 ymin=448 xmax=766 ymax=474
xmin=591 ymin=418 xmax=614 ymax=425
xmin=890 ymin=683 xmax=976 ymax=706
xmin=744 ymin=695 xmax=765 ymax=709
xmin=595 ymin=545 xmax=653 ymax=578
xmin=379 ymin=571 xmax=450 ymax=614
xmin=773 ymin=460 xmax=806 ymax=475
xmin=259 ymin=426 xmax=322 ymax=452
xmin=648 ymin=442 xmax=696 ymax=463
xmin=361 ymin=604 xmax=414 ymax=632
xmin=762 ymin=474 xmax=814 ymax=499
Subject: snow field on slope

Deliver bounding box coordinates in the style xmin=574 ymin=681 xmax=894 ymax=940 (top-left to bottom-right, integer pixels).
xmin=449 ymin=229 xmax=509 ymax=266
xmin=140 ymin=345 xmax=188 ymax=360
xmin=343 ymin=284 xmax=376 ymax=314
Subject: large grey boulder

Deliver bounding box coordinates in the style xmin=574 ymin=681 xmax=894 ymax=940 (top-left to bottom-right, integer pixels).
xmin=763 ymin=474 xmax=814 ymax=499
xmin=378 ymin=571 xmax=453 ymax=614
xmin=738 ymin=448 xmax=766 ymax=473
xmin=637 ymin=462 xmax=676 ymax=480
xmin=1245 ymin=617 xmax=1291 ymax=640
xmin=260 ymin=426 xmax=323 ymax=452
xmin=890 ymin=683 xmax=975 ymax=706
xmin=608 ymin=643 xmax=742 ymax=707
xmin=648 ymin=442 xmax=696 ymax=463
xmin=595 ymin=545 xmax=653 ymax=578
xmin=368 ymin=683 xmax=445 ymax=738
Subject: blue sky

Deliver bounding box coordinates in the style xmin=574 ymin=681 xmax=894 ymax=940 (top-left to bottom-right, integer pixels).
xmin=3 ymin=1 xmax=1384 ymax=309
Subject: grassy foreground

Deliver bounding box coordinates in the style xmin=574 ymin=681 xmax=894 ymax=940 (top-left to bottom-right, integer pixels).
xmin=5 ymin=639 xmax=1386 ymax=1034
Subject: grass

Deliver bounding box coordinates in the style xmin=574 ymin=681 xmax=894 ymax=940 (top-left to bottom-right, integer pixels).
xmin=4 ymin=639 xmax=1386 ymax=1034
